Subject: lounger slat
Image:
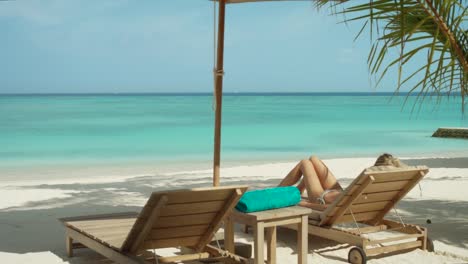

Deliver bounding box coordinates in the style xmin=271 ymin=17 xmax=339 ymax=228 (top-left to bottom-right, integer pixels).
xmin=328 ymin=201 xmax=390 ymax=217
xmin=340 ymin=180 xmax=409 ymax=199
xmin=67 ymin=218 xmax=136 ymax=229
xmin=94 ymin=235 xmax=129 ymax=249
xmin=59 ymin=212 xmax=138 ymax=222
xmin=66 ymin=228 xmax=126 ymax=250
xmin=165 ymin=189 xmax=234 ymax=204
xmin=65 ymin=228 xmax=143 ymax=263
xmin=85 ymin=228 xmax=132 ymax=238
xmin=371 ymin=171 xmax=419 ymax=183
xmin=333 ymin=211 xmax=380 ymax=224
xmin=357 ymin=169 xmax=423 ymax=184
xmin=142 ymin=236 xmax=201 ymax=249
xmin=64 ymin=215 xmax=137 ymax=250
xmin=154 ymin=213 xmax=217 ymax=228
xmin=160 ymin=201 xmax=225 ymax=217
xmin=350 ymin=191 xmax=400 ymax=205
xmin=149 ymin=225 xmax=209 ymax=240
xmin=365 ymin=180 xmax=409 ymax=193
xmin=135 ymin=186 xmax=244 ymax=220
xmin=70 ymin=219 xmax=136 ymax=230
xmin=346 ymin=201 xmax=389 ymax=214
xmin=143 ymin=188 xmax=236 ymax=208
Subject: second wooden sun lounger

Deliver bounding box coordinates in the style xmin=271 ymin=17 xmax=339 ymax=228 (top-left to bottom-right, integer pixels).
xmin=60 ymin=185 xmax=249 ymax=264
xmin=289 ymin=166 xmax=431 ymax=264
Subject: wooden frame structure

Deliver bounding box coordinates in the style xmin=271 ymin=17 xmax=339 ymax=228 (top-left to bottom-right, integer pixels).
xmin=287 ymin=166 xmax=431 ymax=264
xmin=60 ymin=186 xmax=249 ymax=264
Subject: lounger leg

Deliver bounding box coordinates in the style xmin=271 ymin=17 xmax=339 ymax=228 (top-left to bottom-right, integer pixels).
xmin=66 ymin=236 xmax=73 ymax=257
xmin=421 ymin=228 xmax=428 ymax=250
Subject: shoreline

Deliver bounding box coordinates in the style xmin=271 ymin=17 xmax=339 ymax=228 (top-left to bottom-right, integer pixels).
xmin=2 ymin=154 xmax=468 ymax=187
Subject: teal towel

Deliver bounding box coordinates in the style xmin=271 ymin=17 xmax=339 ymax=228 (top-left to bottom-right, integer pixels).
xmin=235 ymin=186 xmax=301 ymax=213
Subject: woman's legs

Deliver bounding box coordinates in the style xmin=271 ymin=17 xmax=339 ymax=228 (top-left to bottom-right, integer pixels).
xmin=280 ymin=157 xmax=341 ymax=204
xmin=309 ymin=156 xmax=341 ymax=190
xmin=279 ymin=159 xmax=325 ymax=200
xmin=278 ymin=161 xmax=303 ymax=187
xmin=299 ymin=159 xmax=325 ymax=202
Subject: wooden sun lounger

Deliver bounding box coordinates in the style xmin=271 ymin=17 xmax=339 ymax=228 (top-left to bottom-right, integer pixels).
xmin=60 ymin=185 xmax=249 ymax=264
xmin=289 ymin=166 xmax=431 ymax=264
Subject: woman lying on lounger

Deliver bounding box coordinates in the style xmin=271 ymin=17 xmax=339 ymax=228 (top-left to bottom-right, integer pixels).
xmin=278 ymin=153 xmax=406 ymax=205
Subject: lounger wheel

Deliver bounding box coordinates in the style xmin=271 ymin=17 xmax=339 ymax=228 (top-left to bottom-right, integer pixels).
xmin=348 ymin=247 xmax=367 ymax=264
xmin=427 ymin=237 xmax=435 ymax=252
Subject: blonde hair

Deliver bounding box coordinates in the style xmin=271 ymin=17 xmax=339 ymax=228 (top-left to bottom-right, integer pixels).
xmin=374 ymin=153 xmax=407 ymax=167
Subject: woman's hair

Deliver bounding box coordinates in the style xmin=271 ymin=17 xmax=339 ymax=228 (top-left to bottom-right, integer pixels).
xmin=374 ymin=153 xmax=407 ymax=167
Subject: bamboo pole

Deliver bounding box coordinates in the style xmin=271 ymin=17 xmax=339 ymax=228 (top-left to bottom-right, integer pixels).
xmin=213 ymin=0 xmax=226 ymax=187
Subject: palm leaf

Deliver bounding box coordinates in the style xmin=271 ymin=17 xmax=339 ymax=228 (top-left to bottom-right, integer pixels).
xmin=317 ymin=0 xmax=468 ymax=113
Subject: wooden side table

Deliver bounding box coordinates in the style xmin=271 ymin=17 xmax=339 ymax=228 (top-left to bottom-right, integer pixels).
xmin=224 ymin=206 xmax=313 ymax=264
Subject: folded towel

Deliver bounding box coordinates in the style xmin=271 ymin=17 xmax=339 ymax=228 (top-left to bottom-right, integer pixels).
xmin=235 ymin=186 xmax=301 ymax=213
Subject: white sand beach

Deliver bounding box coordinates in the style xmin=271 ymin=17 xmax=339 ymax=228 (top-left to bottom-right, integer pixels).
xmin=1 ymin=156 xmax=467 ymax=264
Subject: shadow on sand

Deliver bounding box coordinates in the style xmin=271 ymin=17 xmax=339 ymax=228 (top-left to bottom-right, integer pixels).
xmin=0 ymin=174 xmax=466 ymax=263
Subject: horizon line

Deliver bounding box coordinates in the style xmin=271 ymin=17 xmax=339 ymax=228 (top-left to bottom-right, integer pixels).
xmin=0 ymin=91 xmax=429 ymax=96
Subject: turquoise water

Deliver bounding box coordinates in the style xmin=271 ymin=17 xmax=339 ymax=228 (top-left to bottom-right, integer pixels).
xmin=1 ymin=94 xmax=467 ymax=172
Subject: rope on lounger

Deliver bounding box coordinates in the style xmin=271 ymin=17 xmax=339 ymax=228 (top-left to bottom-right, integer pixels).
xmin=152 ymin=249 xmax=159 ymax=264
xmin=211 ymin=222 xmax=227 ymax=258
xmin=214 ymin=229 xmax=223 ymax=252
xmin=349 ymin=208 xmax=362 ymax=235
xmin=393 ymin=206 xmax=406 ymax=227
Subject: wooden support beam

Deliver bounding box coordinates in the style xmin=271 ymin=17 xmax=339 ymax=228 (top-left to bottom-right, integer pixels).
xmin=213 ymin=0 xmax=226 ymax=187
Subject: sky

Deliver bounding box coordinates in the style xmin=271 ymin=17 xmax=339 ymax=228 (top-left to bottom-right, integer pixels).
xmin=1 ymin=0 xmax=407 ymax=94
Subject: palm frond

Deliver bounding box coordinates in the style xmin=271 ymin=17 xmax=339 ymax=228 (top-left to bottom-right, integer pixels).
xmin=318 ymin=0 xmax=468 ymax=113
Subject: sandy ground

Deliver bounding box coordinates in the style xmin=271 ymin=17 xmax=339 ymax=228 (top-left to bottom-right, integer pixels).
xmin=0 ymin=156 xmax=467 ymax=264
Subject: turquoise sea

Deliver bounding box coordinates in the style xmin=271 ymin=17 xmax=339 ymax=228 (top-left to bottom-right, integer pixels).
xmin=1 ymin=93 xmax=467 ymax=177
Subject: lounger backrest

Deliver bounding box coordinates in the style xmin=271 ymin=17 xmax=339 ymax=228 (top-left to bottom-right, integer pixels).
xmin=121 ymin=185 xmax=248 ymax=254
xmin=319 ymin=166 xmax=428 ymax=226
